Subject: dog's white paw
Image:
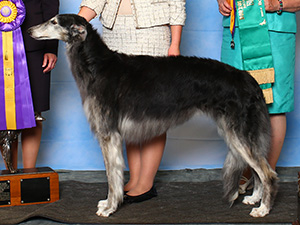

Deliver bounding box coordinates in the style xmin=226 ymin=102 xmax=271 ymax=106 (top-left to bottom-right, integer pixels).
xmin=242 ymin=195 xmax=261 ymax=205
xmin=96 ymin=205 xmax=117 ymax=217
xmin=97 ymin=199 xmax=108 ymax=209
xmin=96 ymin=199 xmax=118 ymax=217
xmin=249 ymin=204 xmax=270 ymax=217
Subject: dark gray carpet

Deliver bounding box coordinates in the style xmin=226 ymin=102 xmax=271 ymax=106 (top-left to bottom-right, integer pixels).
xmin=0 ymin=181 xmax=298 ymax=224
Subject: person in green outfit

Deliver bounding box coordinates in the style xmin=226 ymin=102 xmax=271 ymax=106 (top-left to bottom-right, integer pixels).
xmin=217 ymin=0 xmax=300 ymax=193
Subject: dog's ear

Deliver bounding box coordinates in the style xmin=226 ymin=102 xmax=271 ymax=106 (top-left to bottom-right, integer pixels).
xmin=70 ymin=24 xmax=87 ymax=41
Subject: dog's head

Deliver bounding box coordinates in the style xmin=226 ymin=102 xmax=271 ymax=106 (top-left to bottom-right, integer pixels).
xmin=28 ymin=14 xmax=88 ymax=43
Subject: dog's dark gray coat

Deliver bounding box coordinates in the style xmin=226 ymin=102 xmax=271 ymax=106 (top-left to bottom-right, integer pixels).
xmin=28 ymin=14 xmax=278 ymax=218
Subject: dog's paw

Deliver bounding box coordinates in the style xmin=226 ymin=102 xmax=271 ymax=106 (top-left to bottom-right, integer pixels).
xmin=249 ymin=204 xmax=270 ymax=217
xmin=96 ymin=199 xmax=118 ymax=217
xmin=97 ymin=199 xmax=108 ymax=209
xmin=96 ymin=205 xmax=116 ymax=217
xmin=242 ymin=195 xmax=261 ymax=205
xmin=243 ymin=192 xmax=261 ymax=205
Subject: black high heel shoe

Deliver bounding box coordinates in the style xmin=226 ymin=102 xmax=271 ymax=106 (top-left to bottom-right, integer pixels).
xmin=123 ymin=186 xmax=157 ymax=203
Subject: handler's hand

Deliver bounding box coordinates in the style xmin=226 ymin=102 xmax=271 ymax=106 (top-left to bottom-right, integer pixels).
xmin=168 ymin=44 xmax=180 ymax=56
xmin=42 ymin=53 xmax=57 ymax=73
xmin=264 ymin=0 xmax=280 ymax=12
xmin=217 ymin=0 xmax=232 ymax=16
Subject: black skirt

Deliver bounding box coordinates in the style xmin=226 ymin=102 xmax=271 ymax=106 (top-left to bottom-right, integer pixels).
xmin=26 ymin=50 xmax=51 ymax=112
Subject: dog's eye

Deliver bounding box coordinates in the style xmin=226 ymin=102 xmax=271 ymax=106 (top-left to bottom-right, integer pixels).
xmin=51 ymin=20 xmax=58 ymax=25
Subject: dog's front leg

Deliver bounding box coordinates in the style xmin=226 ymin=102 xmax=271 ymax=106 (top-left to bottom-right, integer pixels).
xmin=96 ymin=132 xmax=125 ymax=217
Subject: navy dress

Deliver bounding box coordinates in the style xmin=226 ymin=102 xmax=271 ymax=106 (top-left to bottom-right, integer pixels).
xmin=21 ymin=0 xmax=59 ymax=112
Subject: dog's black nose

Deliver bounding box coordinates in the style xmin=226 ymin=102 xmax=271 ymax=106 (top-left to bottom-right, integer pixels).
xmin=27 ymin=28 xmax=32 ymax=36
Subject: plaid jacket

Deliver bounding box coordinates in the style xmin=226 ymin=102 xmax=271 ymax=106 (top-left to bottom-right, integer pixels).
xmin=80 ymin=0 xmax=186 ymax=29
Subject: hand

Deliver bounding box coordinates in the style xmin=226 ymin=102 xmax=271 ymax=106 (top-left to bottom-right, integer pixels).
xmin=168 ymin=44 xmax=180 ymax=56
xmin=264 ymin=0 xmax=280 ymax=12
xmin=42 ymin=53 xmax=57 ymax=73
xmin=217 ymin=0 xmax=232 ymax=16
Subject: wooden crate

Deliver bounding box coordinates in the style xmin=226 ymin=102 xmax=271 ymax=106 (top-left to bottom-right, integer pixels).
xmin=0 ymin=167 xmax=59 ymax=207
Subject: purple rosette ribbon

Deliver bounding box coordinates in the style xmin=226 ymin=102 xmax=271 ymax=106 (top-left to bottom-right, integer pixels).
xmin=0 ymin=0 xmax=25 ymax=31
xmin=0 ymin=0 xmax=35 ymax=130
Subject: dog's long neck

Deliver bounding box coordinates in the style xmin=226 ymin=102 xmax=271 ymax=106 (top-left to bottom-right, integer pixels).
xmin=67 ymin=23 xmax=112 ymax=66
xmin=66 ymin=23 xmax=116 ymax=100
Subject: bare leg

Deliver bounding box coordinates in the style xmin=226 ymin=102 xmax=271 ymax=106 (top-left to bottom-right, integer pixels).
xmin=124 ymin=143 xmax=141 ymax=192
xmin=239 ymin=167 xmax=252 ymax=183
xmin=268 ymin=113 xmax=286 ymax=170
xmin=126 ymin=133 xmax=166 ymax=196
xmin=21 ymin=120 xmax=42 ymax=168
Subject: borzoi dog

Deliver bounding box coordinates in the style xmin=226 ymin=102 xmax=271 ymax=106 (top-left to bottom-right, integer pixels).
xmin=28 ymin=14 xmax=278 ymax=218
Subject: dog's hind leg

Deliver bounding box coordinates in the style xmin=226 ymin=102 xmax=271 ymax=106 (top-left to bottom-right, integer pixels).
xmin=242 ymin=172 xmax=262 ymax=205
xmin=243 ymin=158 xmax=278 ymax=217
xmin=228 ymin=135 xmax=278 ymax=217
xmin=220 ymin=117 xmax=277 ymax=217
xmin=96 ymin=132 xmax=125 ymax=217
xmin=223 ymin=150 xmax=246 ymax=206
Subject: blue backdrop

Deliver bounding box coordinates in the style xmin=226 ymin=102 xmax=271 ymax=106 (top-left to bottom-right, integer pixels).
xmin=1 ymin=0 xmax=299 ymax=170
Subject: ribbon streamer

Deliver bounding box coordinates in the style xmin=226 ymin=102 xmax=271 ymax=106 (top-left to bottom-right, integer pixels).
xmin=229 ymin=0 xmax=236 ymax=49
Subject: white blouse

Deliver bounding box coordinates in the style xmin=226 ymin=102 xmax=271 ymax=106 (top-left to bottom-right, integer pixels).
xmin=80 ymin=0 xmax=186 ymax=29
